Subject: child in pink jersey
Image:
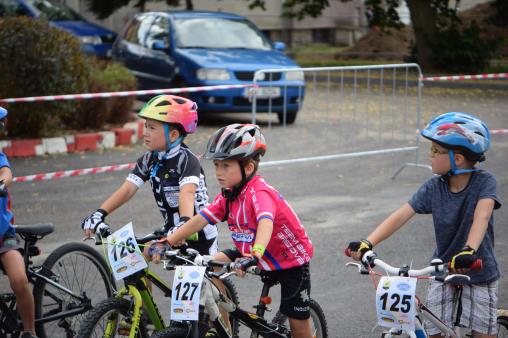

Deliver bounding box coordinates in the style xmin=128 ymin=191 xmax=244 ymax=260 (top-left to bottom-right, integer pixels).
xmin=159 ymin=124 xmax=314 ymax=338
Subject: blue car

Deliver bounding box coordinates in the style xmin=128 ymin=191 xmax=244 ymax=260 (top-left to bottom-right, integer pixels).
xmin=0 ymin=0 xmax=117 ymax=58
xmin=112 ymin=11 xmax=305 ymax=124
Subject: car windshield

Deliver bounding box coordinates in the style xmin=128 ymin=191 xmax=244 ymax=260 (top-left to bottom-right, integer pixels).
xmin=174 ymin=17 xmax=272 ymax=50
xmin=26 ymin=0 xmax=82 ymax=21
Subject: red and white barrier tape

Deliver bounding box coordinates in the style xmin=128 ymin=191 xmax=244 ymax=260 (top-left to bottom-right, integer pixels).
xmin=492 ymin=129 xmax=508 ymax=135
xmin=13 ymin=163 xmax=135 ymax=183
xmin=421 ymin=73 xmax=508 ymax=81
xmin=0 ymin=84 xmax=256 ymax=103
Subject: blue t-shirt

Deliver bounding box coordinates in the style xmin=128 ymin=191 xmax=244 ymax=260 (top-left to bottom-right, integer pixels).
xmin=408 ymin=170 xmax=502 ymax=284
xmin=0 ymin=152 xmax=14 ymax=239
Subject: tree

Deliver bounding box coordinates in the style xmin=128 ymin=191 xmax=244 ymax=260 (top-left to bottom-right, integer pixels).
xmin=249 ymin=0 xmax=500 ymax=72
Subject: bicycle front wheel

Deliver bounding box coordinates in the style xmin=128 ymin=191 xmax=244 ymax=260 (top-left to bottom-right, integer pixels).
xmin=33 ymin=242 xmax=115 ymax=338
xmin=272 ymin=298 xmax=329 ymax=338
xmin=498 ymin=312 xmax=508 ymax=338
xmin=77 ymin=297 xmax=150 ymax=338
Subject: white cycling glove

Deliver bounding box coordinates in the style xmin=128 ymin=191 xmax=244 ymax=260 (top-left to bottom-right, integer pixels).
xmin=82 ymin=209 xmax=109 ymax=233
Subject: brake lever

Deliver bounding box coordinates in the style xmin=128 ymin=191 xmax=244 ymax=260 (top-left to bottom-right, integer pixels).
xmin=346 ymin=262 xmax=370 ymax=275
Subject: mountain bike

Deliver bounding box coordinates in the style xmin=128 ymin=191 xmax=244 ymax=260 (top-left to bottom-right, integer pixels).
xmin=345 ymin=249 xmax=503 ymax=338
xmin=76 ymin=229 xmax=240 ymax=338
xmin=151 ymin=246 xmax=328 ymax=338
xmin=0 ymin=223 xmax=115 ymax=338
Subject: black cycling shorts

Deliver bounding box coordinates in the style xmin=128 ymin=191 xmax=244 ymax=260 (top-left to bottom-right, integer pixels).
xmin=187 ymin=237 xmax=217 ymax=255
xmin=221 ymin=247 xmax=311 ymax=320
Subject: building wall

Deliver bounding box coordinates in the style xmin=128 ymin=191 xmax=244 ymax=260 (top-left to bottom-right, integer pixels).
xmin=63 ymin=0 xmax=368 ymax=46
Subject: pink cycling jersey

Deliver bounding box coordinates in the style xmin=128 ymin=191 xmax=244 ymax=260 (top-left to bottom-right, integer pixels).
xmin=200 ymin=175 xmax=313 ymax=271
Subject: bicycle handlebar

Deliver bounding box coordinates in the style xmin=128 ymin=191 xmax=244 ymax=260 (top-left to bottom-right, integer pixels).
xmin=162 ymin=247 xmax=261 ymax=278
xmin=346 ymin=250 xmax=482 ymax=278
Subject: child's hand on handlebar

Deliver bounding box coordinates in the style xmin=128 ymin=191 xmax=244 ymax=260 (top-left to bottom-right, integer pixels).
xmin=233 ymin=255 xmax=259 ymax=277
xmin=346 ymin=239 xmax=373 ymax=261
xmin=149 ymin=239 xmax=172 ymax=264
xmin=449 ymin=246 xmax=477 ymax=273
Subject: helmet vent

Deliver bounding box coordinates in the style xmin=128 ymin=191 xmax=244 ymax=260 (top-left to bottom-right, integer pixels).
xmin=156 ymin=100 xmax=171 ymax=107
xmin=173 ymin=97 xmax=187 ymax=104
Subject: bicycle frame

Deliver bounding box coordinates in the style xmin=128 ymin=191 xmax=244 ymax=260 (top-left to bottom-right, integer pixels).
xmin=0 ymin=236 xmax=93 ymax=332
xmin=107 ymin=269 xmax=170 ymax=337
xmin=346 ymin=251 xmax=480 ymax=338
xmin=163 ymin=251 xmax=291 ymax=338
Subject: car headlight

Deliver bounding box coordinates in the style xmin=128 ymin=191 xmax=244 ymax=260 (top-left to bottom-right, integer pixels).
xmin=80 ymin=36 xmax=102 ymax=45
xmin=285 ymin=70 xmax=304 ymax=81
xmin=196 ymin=69 xmax=231 ymax=81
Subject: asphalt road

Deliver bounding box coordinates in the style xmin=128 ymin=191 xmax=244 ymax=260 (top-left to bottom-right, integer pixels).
xmin=4 ymin=87 xmax=508 ymax=337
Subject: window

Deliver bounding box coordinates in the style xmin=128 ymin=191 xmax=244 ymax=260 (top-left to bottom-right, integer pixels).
xmin=145 ymin=15 xmax=170 ymax=49
xmin=124 ymin=14 xmax=155 ymax=46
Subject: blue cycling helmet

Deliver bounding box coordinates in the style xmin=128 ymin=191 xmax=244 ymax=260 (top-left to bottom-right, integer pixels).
xmin=0 ymin=107 xmax=7 ymax=120
xmin=421 ymin=112 xmax=490 ymax=163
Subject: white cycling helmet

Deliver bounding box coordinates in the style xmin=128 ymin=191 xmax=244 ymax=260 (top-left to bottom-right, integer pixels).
xmin=204 ymin=124 xmax=266 ymax=161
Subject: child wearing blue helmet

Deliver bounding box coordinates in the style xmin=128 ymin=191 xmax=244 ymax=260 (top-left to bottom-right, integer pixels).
xmin=348 ymin=112 xmax=501 ymax=337
xmin=0 ymin=107 xmax=37 ymax=337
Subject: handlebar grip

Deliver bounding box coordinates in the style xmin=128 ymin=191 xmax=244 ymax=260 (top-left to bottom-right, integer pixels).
xmin=447 ymin=258 xmax=483 ymax=270
xmin=344 ymin=248 xmax=352 ymax=257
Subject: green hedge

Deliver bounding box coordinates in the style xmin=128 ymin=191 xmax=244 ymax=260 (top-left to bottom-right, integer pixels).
xmin=0 ymin=17 xmax=88 ymax=138
xmin=72 ymin=58 xmax=137 ymax=129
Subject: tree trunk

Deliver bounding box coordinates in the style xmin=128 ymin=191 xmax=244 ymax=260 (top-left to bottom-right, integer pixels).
xmin=406 ymin=0 xmax=438 ymax=71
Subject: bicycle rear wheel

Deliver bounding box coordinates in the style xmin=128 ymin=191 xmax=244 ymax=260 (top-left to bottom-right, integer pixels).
xmin=150 ymin=326 xmax=190 ymax=338
xmin=272 ymin=298 xmax=329 ymax=338
xmin=33 ymin=242 xmax=115 ymax=338
xmin=498 ymin=313 xmax=508 ymax=337
xmin=77 ymin=297 xmax=150 ymax=338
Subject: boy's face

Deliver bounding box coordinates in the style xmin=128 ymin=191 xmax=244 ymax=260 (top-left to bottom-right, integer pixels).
xmin=143 ymin=119 xmax=180 ymax=151
xmin=428 ymin=142 xmax=451 ymax=175
xmin=213 ymin=159 xmax=243 ymax=189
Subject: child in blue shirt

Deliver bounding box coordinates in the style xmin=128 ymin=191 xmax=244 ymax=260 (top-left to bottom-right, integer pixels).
xmin=348 ymin=112 xmax=501 ymax=338
xmin=0 ymin=107 xmax=37 ymax=338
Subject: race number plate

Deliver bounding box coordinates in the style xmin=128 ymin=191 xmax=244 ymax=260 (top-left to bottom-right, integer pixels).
xmin=107 ymin=222 xmax=148 ymax=281
xmin=243 ymin=86 xmax=281 ymax=99
xmin=170 ymin=266 xmax=206 ymax=321
xmin=375 ymin=276 xmax=417 ymax=331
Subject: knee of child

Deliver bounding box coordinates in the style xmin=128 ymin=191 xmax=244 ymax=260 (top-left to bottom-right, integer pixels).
xmin=9 ymin=272 xmax=29 ymax=294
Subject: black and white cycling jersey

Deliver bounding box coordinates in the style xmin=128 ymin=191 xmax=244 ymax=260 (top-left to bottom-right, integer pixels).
xmin=126 ymin=143 xmax=217 ymax=240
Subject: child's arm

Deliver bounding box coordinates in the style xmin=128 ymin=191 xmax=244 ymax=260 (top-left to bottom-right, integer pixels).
xmin=179 ymin=183 xmax=197 ymax=219
xmin=82 ymin=181 xmax=138 ymax=237
xmin=252 ymin=218 xmax=274 ymax=258
xmin=450 ymin=198 xmax=496 ymax=272
xmin=167 ymin=214 xmax=209 ymax=246
xmin=100 ymin=181 xmax=138 ymax=214
xmin=465 ymin=198 xmax=495 ymax=250
xmin=0 ymin=166 xmax=13 ymax=187
xmin=349 ymin=203 xmax=415 ymax=261
xmin=367 ymin=203 xmax=415 ymax=245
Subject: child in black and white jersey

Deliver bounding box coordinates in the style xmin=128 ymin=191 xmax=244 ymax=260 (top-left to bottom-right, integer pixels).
xmin=81 ymin=95 xmax=217 ymax=255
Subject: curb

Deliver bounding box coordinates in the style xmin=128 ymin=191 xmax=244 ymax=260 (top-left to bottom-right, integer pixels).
xmin=2 ymin=120 xmax=144 ymax=158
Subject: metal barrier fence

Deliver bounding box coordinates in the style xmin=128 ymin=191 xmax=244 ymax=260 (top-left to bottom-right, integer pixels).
xmin=250 ymin=64 xmax=429 ymax=177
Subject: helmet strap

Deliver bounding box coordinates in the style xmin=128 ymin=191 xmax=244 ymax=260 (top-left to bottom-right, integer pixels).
xmin=447 ymin=150 xmax=477 ymax=176
xmin=222 ymin=160 xmax=255 ymax=202
xmin=164 ymin=124 xmax=183 ymax=151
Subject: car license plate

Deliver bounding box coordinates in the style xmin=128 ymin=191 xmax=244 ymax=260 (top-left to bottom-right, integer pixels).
xmin=243 ymin=87 xmax=281 ymax=99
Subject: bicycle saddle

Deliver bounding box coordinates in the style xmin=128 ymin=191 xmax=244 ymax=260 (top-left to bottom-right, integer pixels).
xmin=14 ymin=223 xmax=54 ymax=237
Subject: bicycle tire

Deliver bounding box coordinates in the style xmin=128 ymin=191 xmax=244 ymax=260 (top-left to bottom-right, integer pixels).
xmin=272 ymin=298 xmax=329 ymax=338
xmin=77 ymin=297 xmax=150 ymax=338
xmin=498 ymin=315 xmax=508 ymax=337
xmin=221 ymin=277 xmax=240 ymax=338
xmin=150 ymin=326 xmax=191 ymax=338
xmin=33 ymin=242 xmax=115 ymax=338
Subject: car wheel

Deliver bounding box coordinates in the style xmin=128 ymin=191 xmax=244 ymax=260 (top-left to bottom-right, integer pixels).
xmin=277 ymin=110 xmax=297 ymax=124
